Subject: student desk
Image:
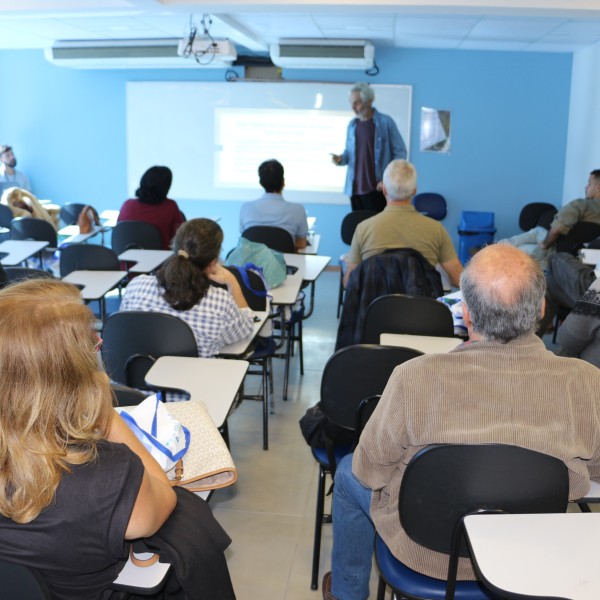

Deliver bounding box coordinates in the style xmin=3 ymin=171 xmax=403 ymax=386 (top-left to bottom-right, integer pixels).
xmin=464 ymin=512 xmax=600 ymax=600
xmin=0 ymin=240 xmax=49 ymax=265
xmin=58 ymin=224 xmax=107 ymax=245
xmin=283 ymin=253 xmax=331 ymax=318
xmin=380 ymin=333 xmax=463 ymax=354
xmin=118 ymin=249 xmax=173 ymax=273
xmin=219 ymin=311 xmax=270 ymax=357
xmin=144 ymin=356 xmax=249 ymax=429
xmin=62 ymin=270 xmax=127 ymax=321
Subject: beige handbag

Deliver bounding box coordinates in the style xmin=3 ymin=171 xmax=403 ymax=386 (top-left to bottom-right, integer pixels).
xmin=165 ymin=400 xmax=237 ymax=492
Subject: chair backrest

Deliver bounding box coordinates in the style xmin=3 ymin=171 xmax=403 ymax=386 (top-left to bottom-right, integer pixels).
xmin=59 ymin=244 xmax=120 ymax=277
xmin=225 ymin=265 xmax=268 ymax=311
xmin=101 ymin=311 xmax=198 ymax=388
xmin=10 ymin=217 xmax=57 ymax=247
xmin=111 ymin=383 xmax=148 ymax=407
xmin=555 ymin=221 xmax=600 ymax=256
xmin=59 ymin=203 xmax=87 ymax=226
xmin=361 ymin=293 xmax=455 ymax=344
xmin=412 ymin=193 xmax=447 ymax=221
xmin=321 ymin=344 xmax=422 ymax=431
xmin=242 ymin=226 xmax=295 ymax=253
xmin=0 ymin=203 xmax=14 ymax=228
xmin=4 ymin=267 xmax=54 ymax=283
xmin=400 ymin=444 xmax=569 ymax=558
xmin=111 ymin=220 xmax=162 ymax=255
xmin=0 ymin=558 xmax=52 ymax=599
xmin=518 ymin=202 xmax=557 ymax=231
xmin=353 ymin=394 xmax=381 ymax=448
xmin=340 ymin=210 xmax=377 ymax=245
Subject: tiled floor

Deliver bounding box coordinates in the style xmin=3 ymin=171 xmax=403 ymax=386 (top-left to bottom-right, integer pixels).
xmin=210 ymin=269 xmax=365 ymax=599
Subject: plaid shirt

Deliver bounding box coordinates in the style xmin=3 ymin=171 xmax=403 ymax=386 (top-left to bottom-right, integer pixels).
xmin=120 ymin=275 xmax=254 ymax=357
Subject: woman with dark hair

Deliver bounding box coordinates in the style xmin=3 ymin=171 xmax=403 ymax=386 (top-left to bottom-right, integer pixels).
xmin=117 ymin=166 xmax=185 ymax=249
xmin=120 ymin=218 xmax=254 ymax=357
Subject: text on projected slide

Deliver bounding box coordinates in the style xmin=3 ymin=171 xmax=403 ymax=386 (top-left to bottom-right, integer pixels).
xmin=214 ymin=108 xmax=348 ymax=193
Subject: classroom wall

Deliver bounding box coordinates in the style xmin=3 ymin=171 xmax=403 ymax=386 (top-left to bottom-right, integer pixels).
xmin=0 ymin=47 xmax=572 ymax=261
xmin=563 ymin=40 xmax=600 ymax=204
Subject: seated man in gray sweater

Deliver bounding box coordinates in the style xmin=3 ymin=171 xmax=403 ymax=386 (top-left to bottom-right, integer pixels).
xmin=322 ymin=243 xmax=600 ymax=600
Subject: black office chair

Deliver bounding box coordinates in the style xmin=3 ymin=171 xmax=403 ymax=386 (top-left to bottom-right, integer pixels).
xmin=242 ymin=226 xmax=296 ymax=253
xmin=110 ymin=382 xmax=148 ymax=407
xmin=59 ymin=243 xmax=120 ymax=277
xmin=361 ymin=293 xmax=455 ymax=344
xmin=59 ymin=244 xmax=122 ymax=320
xmin=9 ymin=217 xmax=58 ymax=269
xmin=111 ymin=220 xmax=162 ymax=255
xmin=0 ymin=558 xmax=52 ymax=599
xmin=337 ymin=210 xmax=377 ymax=318
xmin=310 ymin=344 xmax=423 ymax=590
xmin=375 ymin=444 xmax=569 ymax=600
xmin=4 ymin=266 xmax=54 ymax=283
xmin=518 ymin=202 xmax=557 ymax=231
xmin=0 ymin=203 xmax=13 ymax=228
xmin=412 ymin=192 xmax=447 ymax=220
xmin=59 ymin=203 xmax=87 ymax=226
xmin=101 ymin=311 xmax=198 ymax=392
xmin=555 ymin=221 xmax=600 ymax=256
xmin=225 ymin=265 xmax=276 ymax=450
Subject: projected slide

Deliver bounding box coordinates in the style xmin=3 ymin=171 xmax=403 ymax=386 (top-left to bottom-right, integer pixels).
xmin=126 ymin=81 xmax=411 ymax=204
xmin=214 ymin=108 xmax=347 ymax=192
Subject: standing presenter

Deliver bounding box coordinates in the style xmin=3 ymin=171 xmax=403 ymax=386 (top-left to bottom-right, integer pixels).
xmin=331 ymin=82 xmax=407 ymax=213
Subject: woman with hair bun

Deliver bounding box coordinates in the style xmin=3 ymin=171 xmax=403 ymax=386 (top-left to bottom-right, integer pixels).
xmin=117 ymin=166 xmax=185 ymax=249
xmin=120 ymin=217 xmax=254 ymax=357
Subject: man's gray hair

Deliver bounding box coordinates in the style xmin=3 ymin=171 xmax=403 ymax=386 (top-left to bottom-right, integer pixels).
xmin=382 ymin=160 xmax=417 ymax=201
xmin=351 ymin=82 xmax=375 ymax=103
xmin=460 ymin=247 xmax=546 ymax=343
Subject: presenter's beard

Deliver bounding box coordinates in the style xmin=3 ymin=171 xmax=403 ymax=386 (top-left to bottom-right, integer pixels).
xmin=7 ymin=158 xmax=16 ymax=168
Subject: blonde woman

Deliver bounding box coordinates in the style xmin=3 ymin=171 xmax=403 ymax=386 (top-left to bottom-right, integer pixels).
xmin=0 ymin=280 xmax=234 ymax=599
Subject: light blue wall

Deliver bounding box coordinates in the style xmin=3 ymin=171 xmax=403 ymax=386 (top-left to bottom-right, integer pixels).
xmin=563 ymin=41 xmax=600 ymax=204
xmin=0 ymin=47 xmax=572 ymax=261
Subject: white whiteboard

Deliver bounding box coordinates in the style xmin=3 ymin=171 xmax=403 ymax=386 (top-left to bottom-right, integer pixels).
xmin=126 ymin=81 xmax=412 ymax=205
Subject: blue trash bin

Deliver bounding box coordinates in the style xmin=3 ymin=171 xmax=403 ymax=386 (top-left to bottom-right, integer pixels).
xmin=458 ymin=211 xmax=496 ymax=265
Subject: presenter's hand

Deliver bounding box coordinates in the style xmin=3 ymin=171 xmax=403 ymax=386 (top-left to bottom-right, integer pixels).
xmin=330 ymin=153 xmax=342 ymax=166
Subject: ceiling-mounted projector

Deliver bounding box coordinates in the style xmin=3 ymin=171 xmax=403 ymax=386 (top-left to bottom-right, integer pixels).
xmin=176 ymin=38 xmax=237 ymax=64
xmin=270 ymin=39 xmax=375 ymax=70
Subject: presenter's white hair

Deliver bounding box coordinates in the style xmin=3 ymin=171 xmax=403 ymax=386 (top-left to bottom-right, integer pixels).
xmin=351 ymin=82 xmax=375 ymax=103
xmin=382 ymin=160 xmax=417 ymax=201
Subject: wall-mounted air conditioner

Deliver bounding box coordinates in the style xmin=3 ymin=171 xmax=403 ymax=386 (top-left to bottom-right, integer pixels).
xmin=45 ymin=39 xmax=237 ymax=69
xmin=270 ymin=39 xmax=375 ymax=70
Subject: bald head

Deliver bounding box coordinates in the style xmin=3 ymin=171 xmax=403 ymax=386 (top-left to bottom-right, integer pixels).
xmin=460 ymin=245 xmax=546 ymax=342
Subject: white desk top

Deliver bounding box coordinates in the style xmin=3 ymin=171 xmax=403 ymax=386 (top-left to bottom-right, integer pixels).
xmin=0 ymin=240 xmax=49 ymax=265
xmin=62 ymin=270 xmax=127 ymax=300
xmin=144 ymin=356 xmax=249 ymax=428
xmin=118 ymin=249 xmax=173 ymax=273
xmin=380 ymin=334 xmax=463 ymax=354
xmin=58 ymin=225 xmax=105 ymax=245
xmin=283 ymin=253 xmax=331 ymax=282
xmin=219 ymin=311 xmax=269 ymax=356
xmin=99 ymin=209 xmax=119 ymax=227
xmin=580 ymin=248 xmax=600 ymax=265
xmin=464 ymin=512 xmax=600 ymax=600
xmin=298 ymin=233 xmax=321 ymax=255
xmin=270 ymin=270 xmax=303 ymax=306
xmin=113 ymin=555 xmax=170 ymax=590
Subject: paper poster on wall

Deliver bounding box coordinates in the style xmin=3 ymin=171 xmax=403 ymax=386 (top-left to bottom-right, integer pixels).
xmin=420 ymin=107 xmax=451 ymax=153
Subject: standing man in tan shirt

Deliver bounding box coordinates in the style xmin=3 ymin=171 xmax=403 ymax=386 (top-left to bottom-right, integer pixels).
xmin=343 ymin=159 xmax=462 ymax=287
xmin=323 ymin=244 xmax=600 ymax=600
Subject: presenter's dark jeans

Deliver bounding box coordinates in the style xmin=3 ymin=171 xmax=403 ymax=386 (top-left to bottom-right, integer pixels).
xmin=350 ymin=190 xmax=386 ymax=213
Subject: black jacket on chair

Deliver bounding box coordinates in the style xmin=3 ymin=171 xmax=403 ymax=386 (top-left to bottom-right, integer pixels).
xmin=335 ymin=248 xmax=444 ymax=351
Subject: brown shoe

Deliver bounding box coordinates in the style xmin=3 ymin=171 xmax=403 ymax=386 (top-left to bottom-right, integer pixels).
xmin=322 ymin=571 xmax=338 ymax=600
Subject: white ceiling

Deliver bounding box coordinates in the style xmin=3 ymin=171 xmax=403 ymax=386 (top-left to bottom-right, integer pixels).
xmin=1 ymin=0 xmax=600 ymax=55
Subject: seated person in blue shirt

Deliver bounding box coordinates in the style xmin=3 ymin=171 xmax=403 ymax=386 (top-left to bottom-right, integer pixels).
xmin=239 ymin=159 xmax=309 ymax=250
